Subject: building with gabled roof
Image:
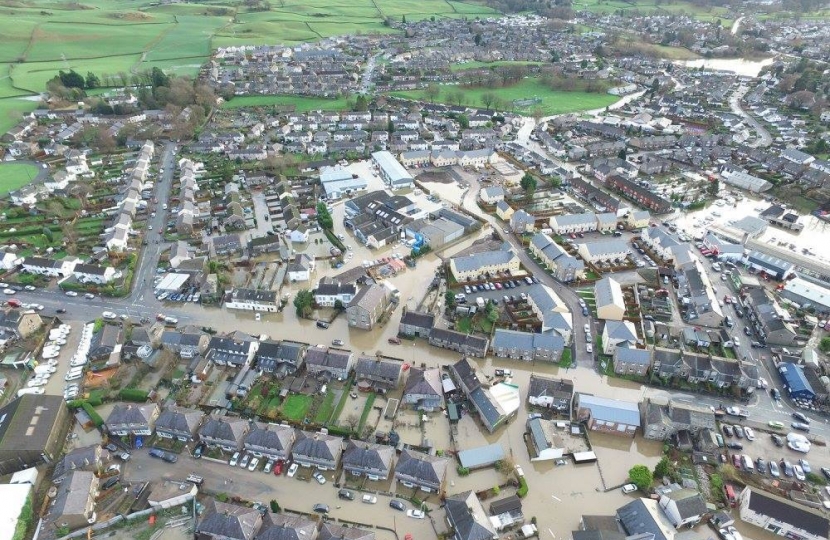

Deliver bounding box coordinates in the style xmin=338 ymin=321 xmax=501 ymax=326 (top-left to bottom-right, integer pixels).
xmin=402 ymin=367 xmax=442 ymax=411
xmin=255 ymin=513 xmax=317 ymax=540
xmin=105 ymin=403 xmax=159 ymax=437
xmin=346 ymin=284 xmax=390 ymax=330
xmin=0 ymin=394 xmax=70 ymax=475
xmin=574 ymin=393 xmax=640 ymax=436
xmin=196 ymin=499 xmax=263 ymax=540
xmin=244 ymin=422 xmax=295 ymax=461
xmin=318 ymin=523 xmax=374 ymax=540
xmin=739 ymin=487 xmax=829 ymax=540
xmin=394 ymin=448 xmax=449 ymax=493
xmin=341 ymin=440 xmax=394 ymax=480
xmin=527 ymin=375 xmax=573 ymax=413
xmin=199 ymin=416 xmax=250 ymax=451
xmin=595 ymin=277 xmax=625 ymax=321
xmin=291 ymin=430 xmax=343 ymax=470
xmin=445 ymin=491 xmax=498 ymax=540
xmin=155 ymin=406 xmax=204 ymax=442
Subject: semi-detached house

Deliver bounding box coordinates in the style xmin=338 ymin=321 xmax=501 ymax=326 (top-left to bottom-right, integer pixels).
xmin=244 ymin=422 xmax=295 ymax=460
xmin=291 ymin=431 xmax=343 ymax=470
xmin=199 ymin=416 xmax=250 ymax=451
xmin=105 ymin=403 xmax=160 ymax=437
xmin=341 ymin=440 xmax=394 ymax=480
xmin=394 ymin=448 xmax=449 ymax=493
xmin=154 ymin=406 xmax=204 ymax=442
xmin=449 ymin=249 xmax=519 ymax=282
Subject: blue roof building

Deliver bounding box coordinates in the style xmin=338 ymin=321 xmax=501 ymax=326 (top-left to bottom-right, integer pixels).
xmin=778 ymin=362 xmax=815 ymax=401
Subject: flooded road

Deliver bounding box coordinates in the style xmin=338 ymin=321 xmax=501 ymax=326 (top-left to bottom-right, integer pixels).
xmin=675 ymin=57 xmax=774 ymax=77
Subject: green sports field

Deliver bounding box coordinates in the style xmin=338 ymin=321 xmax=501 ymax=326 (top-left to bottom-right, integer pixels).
xmin=0 ymin=162 xmax=40 ymax=196
xmin=392 ymin=78 xmax=619 ymax=116
xmin=221 ymin=94 xmax=352 ymax=112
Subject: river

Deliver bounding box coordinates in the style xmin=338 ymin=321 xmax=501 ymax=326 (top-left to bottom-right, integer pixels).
xmin=675 ymin=57 xmax=774 ymax=78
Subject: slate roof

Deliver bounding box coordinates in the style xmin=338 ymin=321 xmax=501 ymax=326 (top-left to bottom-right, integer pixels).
xmin=576 ymin=394 xmax=641 ymax=426
xmin=304 ymin=347 xmax=351 ymax=370
xmin=255 ymin=514 xmax=317 ymax=540
xmin=745 ymin=488 xmax=829 ymax=538
xmin=664 ymin=489 xmax=707 ymax=519
xmin=445 ymin=491 xmax=497 ymax=540
xmin=318 ymin=523 xmax=375 ymax=540
xmin=399 ymin=310 xmax=435 ymax=330
xmin=341 ymin=440 xmax=394 ymax=472
xmin=245 ymin=422 xmax=294 ymax=452
xmin=155 ymin=406 xmax=204 ymax=435
xmin=292 ymin=431 xmax=342 ymax=461
xmin=355 ymin=356 xmax=402 ymax=381
xmin=53 ymin=445 xmax=102 ymax=479
xmin=107 ymin=403 xmax=155 ymax=426
xmin=527 ymin=374 xmax=573 ymax=402
xmin=489 ymin=495 xmax=522 ymax=516
xmin=396 ymin=448 xmax=448 ymax=485
xmin=451 ymin=250 xmax=516 ymax=274
xmin=404 ymin=368 xmax=442 ymax=398
xmin=199 ymin=416 xmax=249 ymax=444
xmin=595 ymin=277 xmax=624 ymax=310
xmin=614 ymin=348 xmax=652 ymax=366
xmin=604 ymin=320 xmax=638 ymax=342
xmin=197 ymin=500 xmax=262 ymax=540
xmin=616 ymin=499 xmax=669 ymax=540
xmin=451 ymin=357 xmax=480 ymax=392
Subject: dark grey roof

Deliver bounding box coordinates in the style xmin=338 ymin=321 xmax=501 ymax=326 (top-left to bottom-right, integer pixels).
xmin=445 ymin=491 xmax=496 ymax=540
xmin=617 ymin=499 xmax=668 ymax=540
xmin=106 ymin=403 xmax=156 ymax=426
xmin=197 ymin=500 xmax=262 ymax=540
xmin=341 ymin=440 xmax=394 ymax=472
xmin=404 ymin=368 xmax=441 ymax=398
xmin=451 ymin=358 xmax=480 ymax=392
xmin=489 ymin=495 xmax=522 ymax=516
xmin=470 ymin=387 xmax=502 ymax=427
xmin=318 ymin=523 xmax=374 ymax=540
xmin=53 ymin=445 xmax=101 ymax=478
xmin=355 ymin=357 xmax=402 ymax=380
xmin=527 ymin=375 xmax=573 ymax=401
xmin=745 ymin=489 xmax=829 ymax=538
xmin=255 ymin=514 xmax=317 ymax=540
xmin=199 ymin=417 xmax=249 ymax=444
xmin=305 ymin=347 xmax=351 ymax=369
xmin=155 ymin=407 xmax=204 ymax=434
xmin=244 ymin=423 xmax=294 ymax=452
xmin=396 ymin=449 xmax=448 ymax=485
xmin=400 ymin=310 xmax=435 ymax=329
xmin=292 ymin=431 xmax=342 ymax=461
xmin=664 ymin=489 xmax=707 ymax=520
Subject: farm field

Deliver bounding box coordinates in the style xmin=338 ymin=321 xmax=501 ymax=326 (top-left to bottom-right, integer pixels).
xmin=392 ymin=77 xmax=619 ymax=116
xmin=0 ymin=97 xmax=38 ymax=135
xmin=0 ymin=162 xmax=40 ymax=196
xmin=574 ymin=0 xmax=732 ymax=24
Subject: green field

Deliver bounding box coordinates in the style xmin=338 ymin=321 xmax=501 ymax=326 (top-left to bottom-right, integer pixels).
xmin=221 ymin=94 xmax=353 ymax=112
xmin=0 ymin=162 xmax=40 ymax=195
xmin=392 ymin=78 xmax=619 ymax=115
xmin=450 ymin=60 xmax=546 ymax=72
xmin=575 ymin=0 xmax=732 ymax=24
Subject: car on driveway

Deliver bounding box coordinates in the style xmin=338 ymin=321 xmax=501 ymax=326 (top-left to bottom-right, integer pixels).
xmin=239 ymin=453 xmax=250 ymax=468
xmin=229 ymin=452 xmax=240 ymax=467
xmin=263 ymin=460 xmax=274 ymax=474
xmin=287 ymin=463 xmax=298 ymax=477
xmin=312 ymin=471 xmax=326 ymax=484
xmin=248 ymin=457 xmax=260 ymax=471
xmin=389 ymin=499 xmax=406 ymax=511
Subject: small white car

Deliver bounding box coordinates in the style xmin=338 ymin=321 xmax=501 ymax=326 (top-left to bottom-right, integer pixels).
xmin=65 ymin=291 xmax=78 ymax=297
xmin=622 ymin=484 xmax=638 ymax=494
xmin=248 ymin=457 xmax=260 ymax=472
xmin=287 ymin=463 xmax=299 ymax=478
xmin=406 ymin=510 xmax=426 ymax=519
xmin=27 ymin=378 xmax=48 ymax=388
xmin=313 ymin=471 xmax=326 ymax=484
xmin=586 ymin=344 xmax=593 ymax=354
xmin=102 ymin=311 xmax=116 ymax=320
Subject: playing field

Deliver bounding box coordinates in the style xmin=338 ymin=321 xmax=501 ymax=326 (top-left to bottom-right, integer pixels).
xmin=221 ymin=94 xmax=353 ymax=112
xmin=392 ymin=78 xmax=619 ymax=116
xmin=0 ymin=162 xmax=40 ymax=196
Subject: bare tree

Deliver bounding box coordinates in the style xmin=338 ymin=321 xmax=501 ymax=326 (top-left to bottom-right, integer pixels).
xmin=344 ymin=414 xmax=360 ymax=431
xmin=481 ymin=91 xmax=496 ymax=110
xmin=424 ymin=83 xmax=440 ymax=103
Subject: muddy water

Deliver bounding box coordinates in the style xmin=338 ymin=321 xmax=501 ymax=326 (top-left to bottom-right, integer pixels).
xmin=675 ymin=58 xmax=774 ymax=77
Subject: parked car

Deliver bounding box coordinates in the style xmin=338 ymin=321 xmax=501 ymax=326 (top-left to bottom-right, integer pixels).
xmin=338 ymin=489 xmax=355 ymax=500
xmin=791 ymin=422 xmax=810 ymax=432
xmin=780 ymin=460 xmax=795 ymax=477
xmin=792 ymin=411 xmax=810 ymax=424
xmin=247 ymin=457 xmax=260 ymax=472
xmin=263 ymin=460 xmax=274 ymax=474
xmin=362 ymin=494 xmax=377 ymax=504
xmin=312 ymin=471 xmax=326 ymax=484
xmin=743 ymin=427 xmax=755 ymax=441
xmin=313 ymin=504 xmax=330 ymax=514
xmin=229 ymin=452 xmax=240 ymax=467
xmin=799 ymin=459 xmax=811 ymax=474
xmin=389 ymin=499 xmax=406 ymax=511
xmin=407 ymin=510 xmax=425 ymax=519
xmin=287 ymin=463 xmax=298 ymax=477
xmin=239 ymin=454 xmax=251 ymax=468
xmin=768 ymin=461 xmax=780 ymax=478
xmin=722 ymin=424 xmax=734 ymax=437
xmin=733 ymin=425 xmax=744 ymax=439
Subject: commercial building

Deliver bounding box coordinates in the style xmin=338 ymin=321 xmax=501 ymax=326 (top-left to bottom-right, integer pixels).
xmin=743 ymin=251 xmax=795 ymax=280
xmin=573 ymin=393 xmax=641 ymax=436
xmin=372 ymin=151 xmax=413 ymax=189
xmin=781 ymin=277 xmax=830 ymax=313
xmin=0 ymin=395 xmax=69 ymax=475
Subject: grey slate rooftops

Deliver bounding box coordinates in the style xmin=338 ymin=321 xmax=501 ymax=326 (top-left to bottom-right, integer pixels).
xmin=399 ymin=310 xmax=435 ymax=329
xmin=199 ymin=416 xmax=249 ymax=444
xmin=292 ymin=431 xmax=342 ymax=461
xmin=155 ymin=406 xmax=204 ymax=435
xmin=445 ymin=491 xmax=497 ymax=540
xmin=404 ymin=367 xmax=441 ymax=397
xmin=355 ymin=356 xmax=402 ymax=381
xmin=744 ymin=488 xmax=829 ymax=538
xmin=664 ymin=489 xmax=707 ymax=519
xmin=341 ymin=440 xmax=394 ymax=472
xmin=255 ymin=514 xmax=317 ymax=540
xmin=396 ymin=448 xmax=448 ymax=486
xmin=197 ymin=500 xmax=262 ymax=540
xmin=245 ymin=422 xmax=294 ymax=452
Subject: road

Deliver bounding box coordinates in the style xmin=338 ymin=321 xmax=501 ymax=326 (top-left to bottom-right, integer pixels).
xmin=728 ymin=84 xmax=772 ymax=148
xmin=360 ymin=53 xmax=380 ymax=94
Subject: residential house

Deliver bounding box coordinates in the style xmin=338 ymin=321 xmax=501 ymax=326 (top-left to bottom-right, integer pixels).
xmin=346 ymin=284 xmax=390 ymax=330
xmin=743 ymin=286 xmax=797 ymax=345
xmin=22 ymin=256 xmax=77 ymax=278
xmin=318 ymin=523 xmax=374 ymax=540
xmin=479 ymin=186 xmax=505 ymax=204
xmin=573 ymin=393 xmax=641 ymax=436
xmin=47 ymin=471 xmax=98 ymax=532
xmin=529 ymin=233 xmax=585 ymax=282
xmin=509 ymin=209 xmax=535 ymax=233
xmin=206 ymin=336 xmax=258 ymax=367
xmin=526 ymin=417 xmax=567 ymax=462
xmin=394 ymin=448 xmax=449 ymax=493
xmin=490 ymin=329 xmax=564 ymax=362
xmin=642 ymin=398 xmax=716 ymax=442
xmin=304 ymin=346 xmax=354 ymax=380
xmin=605 ymin=174 xmax=672 ymax=213
xmin=255 ymin=340 xmax=305 ymax=376
xmin=249 ymin=236 xmax=283 ymax=256
xmin=286 ymin=254 xmax=315 ymax=282
xmin=595 ymin=277 xmax=625 ymax=321
xmin=161 ymin=330 xmax=209 ymax=358
xmin=496 ymin=200 xmax=514 ymax=221
xmin=616 ymin=498 xmax=675 ymax=540
xmin=255 ymin=514 xmax=317 ymax=540
xmin=341 ymin=440 xmax=394 ymax=480
xmin=445 ymin=491 xmax=498 ymax=540
xmin=199 ymin=416 xmax=250 ymax=451
xmin=105 ymin=403 xmax=159 ymax=437
xmin=225 ymin=289 xmax=280 ymax=312
xmin=313 ymin=279 xmax=357 ymax=307
xmin=427 ymin=328 xmax=489 ymax=358
xmin=601 ymin=320 xmax=638 ymax=355
xmin=450 ymin=249 xmax=519 ymax=282
xmin=402 ymin=367 xmax=442 ymax=411
xmin=739 ymin=487 xmax=829 ymax=540
xmin=155 ymin=406 xmax=204 ymax=442
xmin=613 ymin=348 xmax=652 ymax=376
xmin=244 ymin=422 xmax=295 ymax=460
xmin=291 ymin=431 xmax=343 ymax=470
xmin=577 ymin=239 xmax=631 ymax=264
xmin=658 ymin=489 xmax=708 ymax=528
xmin=0 ymin=309 xmax=43 ymax=338
xmin=450 ymin=357 xmax=517 ymax=432
xmin=489 ymin=496 xmax=524 ymax=531
xmin=549 ymin=213 xmax=598 ymax=234
xmin=354 ymin=355 xmax=404 ymax=391
xmin=52 ymin=445 xmax=108 ymax=485
xmin=527 ymin=375 xmax=573 ymax=413
xmin=88 ymin=324 xmax=122 ymax=363
xmin=73 ymin=264 xmax=116 ymax=284
xmin=398 ymin=310 xmax=435 ymax=338
xmin=626 ymin=210 xmax=651 ymax=229
xmin=195 ymin=500 xmax=263 ymax=540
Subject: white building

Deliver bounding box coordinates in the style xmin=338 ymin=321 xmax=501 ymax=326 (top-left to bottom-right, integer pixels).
xmin=22 ymin=256 xmax=77 ymax=278
xmin=372 ymin=151 xmax=413 ymax=189
xmin=595 ymin=277 xmax=625 ymax=321
xmin=73 ymin=264 xmax=116 ymax=284
xmin=224 ymin=288 xmax=279 ymax=312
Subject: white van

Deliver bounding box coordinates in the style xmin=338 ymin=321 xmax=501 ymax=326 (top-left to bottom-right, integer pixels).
xmin=741 ymin=455 xmax=755 ymax=472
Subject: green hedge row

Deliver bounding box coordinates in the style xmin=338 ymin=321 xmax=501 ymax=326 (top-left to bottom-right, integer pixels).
xmin=82 ymin=402 xmax=104 ymax=428
xmin=119 ymin=388 xmax=149 ymax=402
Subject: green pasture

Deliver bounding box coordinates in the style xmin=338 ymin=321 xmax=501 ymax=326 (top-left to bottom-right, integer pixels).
xmin=0 ymin=162 xmax=40 ymax=196
xmin=221 ymin=94 xmax=352 ymax=112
